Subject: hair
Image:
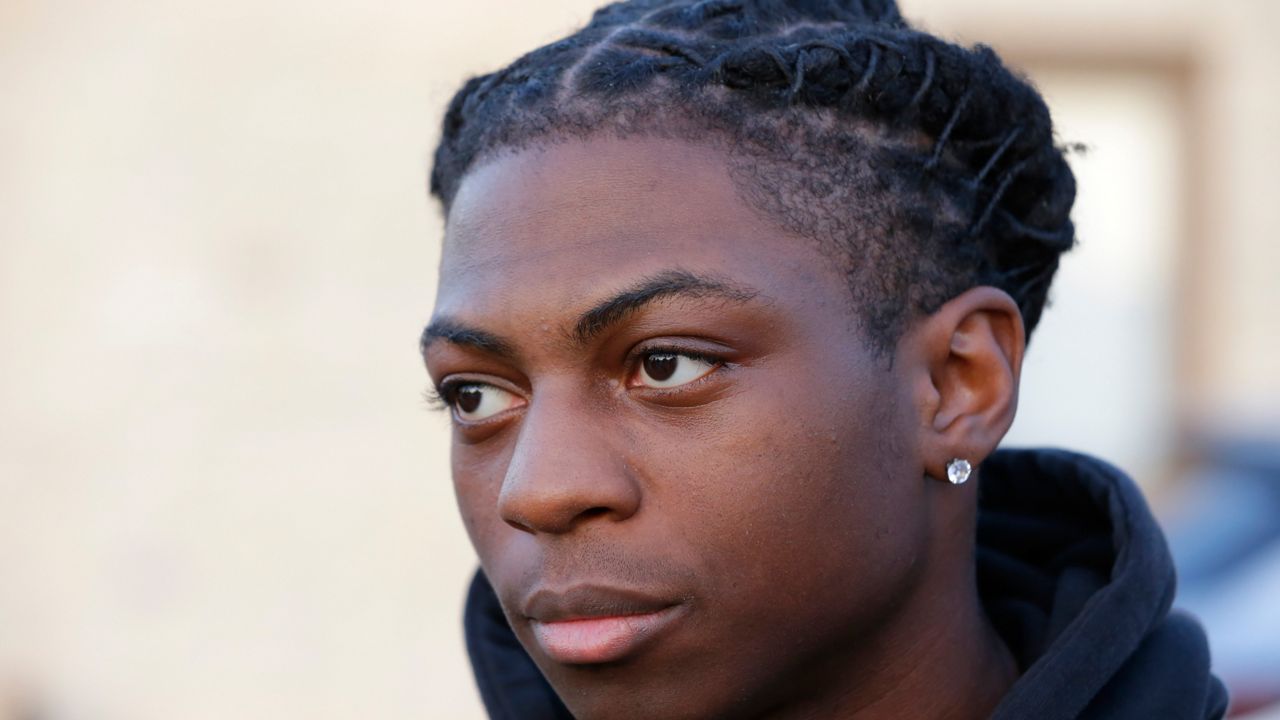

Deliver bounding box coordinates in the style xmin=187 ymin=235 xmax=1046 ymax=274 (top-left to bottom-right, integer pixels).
xmin=429 ymin=0 xmax=1077 ymax=351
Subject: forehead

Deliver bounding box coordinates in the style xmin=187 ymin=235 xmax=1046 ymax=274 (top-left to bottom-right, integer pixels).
xmin=436 ymin=136 xmax=849 ymax=320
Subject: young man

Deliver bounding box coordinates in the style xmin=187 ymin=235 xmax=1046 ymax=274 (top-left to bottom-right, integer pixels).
xmin=420 ymin=1 xmax=1227 ymax=717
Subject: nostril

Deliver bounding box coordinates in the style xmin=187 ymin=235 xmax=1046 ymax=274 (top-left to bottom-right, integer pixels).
xmin=502 ymin=506 xmax=614 ymax=535
xmin=503 ymin=516 xmax=534 ymax=534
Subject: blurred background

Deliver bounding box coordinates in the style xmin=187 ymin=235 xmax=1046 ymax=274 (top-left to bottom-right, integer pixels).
xmin=1 ymin=0 xmax=1276 ymax=717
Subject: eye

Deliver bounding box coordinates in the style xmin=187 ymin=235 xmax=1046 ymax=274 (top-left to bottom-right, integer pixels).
xmin=446 ymin=382 xmax=523 ymax=422
xmin=635 ymin=351 xmax=720 ymax=389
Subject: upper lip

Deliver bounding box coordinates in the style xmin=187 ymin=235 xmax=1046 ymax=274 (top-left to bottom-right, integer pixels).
xmin=522 ymin=584 xmax=679 ymax=623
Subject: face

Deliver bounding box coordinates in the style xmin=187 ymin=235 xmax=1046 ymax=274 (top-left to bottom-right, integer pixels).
xmin=424 ymin=136 xmax=933 ymax=719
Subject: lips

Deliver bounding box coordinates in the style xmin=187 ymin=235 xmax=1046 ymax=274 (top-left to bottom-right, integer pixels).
xmin=522 ymin=585 xmax=686 ymax=665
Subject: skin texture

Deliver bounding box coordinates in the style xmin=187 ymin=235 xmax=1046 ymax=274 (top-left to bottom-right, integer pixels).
xmin=423 ymin=135 xmax=1023 ymax=719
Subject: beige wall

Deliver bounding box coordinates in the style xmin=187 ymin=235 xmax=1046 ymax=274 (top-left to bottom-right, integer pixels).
xmin=1 ymin=1 xmax=1275 ymax=718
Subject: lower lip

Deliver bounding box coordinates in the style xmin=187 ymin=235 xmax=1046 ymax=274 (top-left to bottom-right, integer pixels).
xmin=529 ymin=606 xmax=683 ymax=665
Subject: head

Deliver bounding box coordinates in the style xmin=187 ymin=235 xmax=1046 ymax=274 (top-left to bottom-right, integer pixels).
xmin=423 ymin=1 xmax=1075 ymax=717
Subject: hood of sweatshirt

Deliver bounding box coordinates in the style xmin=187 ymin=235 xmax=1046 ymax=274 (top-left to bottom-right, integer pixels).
xmin=462 ymin=448 xmax=1228 ymax=719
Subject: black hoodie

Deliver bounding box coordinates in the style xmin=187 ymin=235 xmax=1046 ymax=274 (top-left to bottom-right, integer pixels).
xmin=461 ymin=448 xmax=1229 ymax=719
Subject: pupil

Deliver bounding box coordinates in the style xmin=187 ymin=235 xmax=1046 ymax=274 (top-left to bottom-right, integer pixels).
xmin=457 ymin=386 xmax=483 ymax=414
xmin=644 ymin=354 xmax=678 ymax=382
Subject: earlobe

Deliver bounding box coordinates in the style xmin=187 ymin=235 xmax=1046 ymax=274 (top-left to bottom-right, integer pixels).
xmin=906 ymin=287 xmax=1025 ymax=483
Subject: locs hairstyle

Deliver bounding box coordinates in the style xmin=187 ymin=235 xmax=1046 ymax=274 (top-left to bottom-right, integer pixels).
xmin=430 ymin=0 xmax=1078 ymax=351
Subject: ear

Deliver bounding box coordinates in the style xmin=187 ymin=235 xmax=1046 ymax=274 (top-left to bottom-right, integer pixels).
xmin=898 ymin=287 xmax=1025 ymax=483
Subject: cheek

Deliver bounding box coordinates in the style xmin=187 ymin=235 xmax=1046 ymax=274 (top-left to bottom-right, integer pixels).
xmin=639 ymin=365 xmax=925 ymax=617
xmin=451 ymin=443 xmax=511 ymax=559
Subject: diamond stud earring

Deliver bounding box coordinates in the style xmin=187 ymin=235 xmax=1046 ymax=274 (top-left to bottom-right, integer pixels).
xmin=946 ymin=458 xmax=972 ymax=485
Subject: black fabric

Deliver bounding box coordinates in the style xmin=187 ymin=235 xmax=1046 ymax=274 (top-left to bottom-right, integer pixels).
xmin=462 ymin=447 xmax=1228 ymax=719
xmin=981 ymin=449 xmax=1228 ymax=720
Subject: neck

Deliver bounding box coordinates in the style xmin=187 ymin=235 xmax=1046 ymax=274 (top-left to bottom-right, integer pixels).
xmin=767 ymin=512 xmax=1018 ymax=720
xmin=847 ymin=578 xmax=1019 ymax=720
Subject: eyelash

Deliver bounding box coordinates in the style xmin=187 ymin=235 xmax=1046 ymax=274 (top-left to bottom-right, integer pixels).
xmin=422 ymin=386 xmax=449 ymax=412
xmin=634 ymin=345 xmax=721 ymax=363
xmin=425 ymin=347 xmax=728 ymax=413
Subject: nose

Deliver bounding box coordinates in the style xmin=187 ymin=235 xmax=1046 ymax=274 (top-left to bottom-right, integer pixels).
xmin=497 ymin=390 xmax=642 ymax=535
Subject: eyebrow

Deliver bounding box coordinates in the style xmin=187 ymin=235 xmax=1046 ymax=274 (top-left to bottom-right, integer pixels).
xmin=420 ymin=269 xmax=759 ymax=359
xmin=571 ymin=269 xmax=758 ymax=345
xmin=420 ymin=318 xmax=516 ymax=359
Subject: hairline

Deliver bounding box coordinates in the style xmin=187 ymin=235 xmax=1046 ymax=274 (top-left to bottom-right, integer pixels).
xmin=440 ymin=109 xmax=969 ymax=355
